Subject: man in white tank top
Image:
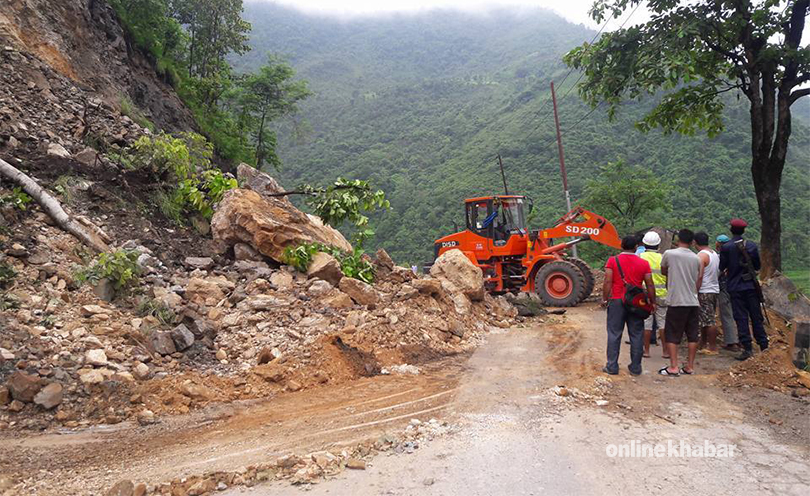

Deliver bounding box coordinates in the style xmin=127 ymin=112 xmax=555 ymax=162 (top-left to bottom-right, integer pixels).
xmin=695 ymin=232 xmax=720 ymax=354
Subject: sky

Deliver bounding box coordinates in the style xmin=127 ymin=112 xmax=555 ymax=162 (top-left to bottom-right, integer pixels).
xmin=257 ymin=0 xmax=647 ymax=29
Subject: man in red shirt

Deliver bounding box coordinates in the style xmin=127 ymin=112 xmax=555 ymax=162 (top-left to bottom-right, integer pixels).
xmin=602 ymin=235 xmax=656 ymax=375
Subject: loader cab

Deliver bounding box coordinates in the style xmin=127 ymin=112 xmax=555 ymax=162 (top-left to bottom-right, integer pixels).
xmin=465 ymin=196 xmax=528 ymax=245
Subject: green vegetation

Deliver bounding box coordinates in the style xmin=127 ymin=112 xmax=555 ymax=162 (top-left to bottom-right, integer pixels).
xmin=136 ymin=297 xmax=177 ymax=325
xmin=785 ymin=270 xmax=809 ymax=295
xmin=564 ymin=0 xmax=808 ymax=276
xmin=0 ymin=261 xmax=16 ymax=289
xmin=119 ymin=95 xmax=155 ymax=131
xmin=282 ymin=243 xmax=375 ymax=284
xmin=76 ymin=250 xmax=142 ymax=289
xmin=0 ymin=187 xmax=32 ymax=211
xmin=109 ymin=0 xmax=308 ymax=168
xmin=237 ymin=3 xmax=809 ymax=273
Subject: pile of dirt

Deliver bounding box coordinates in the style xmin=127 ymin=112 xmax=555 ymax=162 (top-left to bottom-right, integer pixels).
xmin=720 ymin=313 xmax=809 ymax=394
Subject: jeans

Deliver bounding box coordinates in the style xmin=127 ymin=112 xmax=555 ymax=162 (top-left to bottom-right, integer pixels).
xmin=606 ymin=299 xmax=644 ymax=374
xmin=718 ymin=289 xmax=738 ymax=345
xmin=729 ymin=289 xmax=768 ymax=351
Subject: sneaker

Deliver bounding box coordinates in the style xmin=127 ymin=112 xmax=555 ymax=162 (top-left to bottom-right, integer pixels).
xmin=735 ymin=350 xmax=754 ymax=361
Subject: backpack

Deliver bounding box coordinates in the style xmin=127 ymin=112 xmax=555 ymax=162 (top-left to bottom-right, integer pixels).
xmin=614 ymin=255 xmax=653 ymax=318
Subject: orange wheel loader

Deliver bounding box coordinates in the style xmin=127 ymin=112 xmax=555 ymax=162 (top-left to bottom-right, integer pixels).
xmin=426 ymin=196 xmax=622 ymax=306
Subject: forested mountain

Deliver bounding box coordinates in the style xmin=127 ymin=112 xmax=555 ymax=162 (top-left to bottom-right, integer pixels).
xmin=236 ymin=2 xmax=810 ymax=269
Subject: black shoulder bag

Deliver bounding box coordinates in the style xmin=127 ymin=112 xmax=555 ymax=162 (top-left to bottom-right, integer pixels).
xmin=614 ymin=255 xmax=652 ymax=318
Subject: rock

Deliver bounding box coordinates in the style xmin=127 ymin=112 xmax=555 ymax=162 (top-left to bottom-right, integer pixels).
xmin=179 ymin=382 xmax=211 ymax=401
xmin=270 ymin=270 xmax=294 ymax=290
xmin=33 ymin=383 xmax=63 ymax=409
xmin=187 ymin=478 xmax=216 ymax=496
xmin=396 ymin=285 xmax=419 ymax=300
xmin=0 ymin=386 xmax=10 ymax=405
xmin=216 ymin=349 xmax=227 ymax=361
xmin=93 ymin=279 xmax=116 ymax=302
xmin=26 ymin=250 xmax=50 ymax=265
xmin=211 ymin=188 xmax=352 ymax=263
xmin=0 ymin=348 xmax=14 ymax=361
xmin=762 ymin=273 xmax=810 ymax=321
xmin=133 ymin=362 xmax=150 ymax=380
xmin=430 ymin=249 xmax=485 ymax=300
xmin=85 ymin=349 xmax=108 ymax=367
xmin=307 ymin=252 xmax=344 ymax=286
xmin=339 ymin=278 xmax=379 ymax=307
xmin=7 ymin=243 xmax=27 ymax=257
xmin=74 ymin=147 xmax=99 ymax=166
xmin=133 ymin=483 xmax=147 ymax=496
xmin=412 ymin=278 xmax=442 ymax=295
xmin=308 ymin=279 xmax=333 ymax=297
xmin=0 ymin=474 xmax=14 ymax=491
xmin=185 ymin=277 xmax=225 ymax=306
xmin=7 ymin=371 xmax=42 ymax=402
xmin=323 ymin=290 xmax=354 ymax=309
xmin=77 ymin=368 xmax=105 ymax=384
xmin=170 ymin=324 xmax=195 ymax=351
xmin=253 ymin=364 xmax=285 ymax=383
xmin=287 ymin=380 xmax=302 ymax=392
xmin=346 ymin=459 xmax=366 ymax=470
xmin=243 ymin=295 xmax=287 ymax=311
xmin=137 ymin=409 xmax=156 ymax=425
xmin=9 ymin=400 xmax=24 ymax=412
xmin=46 ymin=142 xmax=70 ymax=158
xmin=375 ymin=248 xmax=395 ymax=271
xmin=184 ymin=257 xmax=215 ymax=270
xmin=234 ymin=242 xmax=262 ymax=261
xmin=237 ymin=162 xmax=288 ymax=198
xmin=150 ymin=331 xmax=177 ymax=355
xmin=191 ymin=215 xmax=211 ymax=235
xmin=81 ymin=304 xmax=112 ymax=317
xmin=450 ymin=293 xmax=472 ymax=315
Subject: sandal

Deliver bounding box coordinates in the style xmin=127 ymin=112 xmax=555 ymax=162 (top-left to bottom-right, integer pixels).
xmin=698 ymin=349 xmax=719 ymax=356
xmin=679 ymin=367 xmax=694 ymax=375
xmin=658 ymin=367 xmax=679 ymax=377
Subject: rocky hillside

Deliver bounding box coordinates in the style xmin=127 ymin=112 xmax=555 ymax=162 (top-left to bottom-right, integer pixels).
xmin=0 ymin=0 xmax=522 ymax=452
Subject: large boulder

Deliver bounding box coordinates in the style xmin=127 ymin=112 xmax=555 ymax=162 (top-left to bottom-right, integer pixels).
xmin=211 ymin=189 xmax=351 ymax=263
xmin=762 ymin=273 xmax=810 ymax=321
xmin=307 ymin=252 xmax=344 ymax=286
xmin=429 ymin=249 xmax=485 ymax=301
xmin=7 ymin=372 xmax=42 ymax=403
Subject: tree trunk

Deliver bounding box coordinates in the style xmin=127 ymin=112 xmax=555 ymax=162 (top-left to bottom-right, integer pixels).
xmin=752 ymin=162 xmax=782 ymax=279
xmin=0 ymin=159 xmax=110 ymax=252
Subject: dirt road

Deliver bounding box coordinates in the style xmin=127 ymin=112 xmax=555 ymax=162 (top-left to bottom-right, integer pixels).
xmin=3 ymin=305 xmax=808 ymax=495
xmin=222 ymin=306 xmax=810 ymax=496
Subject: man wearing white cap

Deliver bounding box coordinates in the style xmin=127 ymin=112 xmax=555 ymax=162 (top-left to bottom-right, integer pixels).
xmin=639 ymin=231 xmax=668 ymax=358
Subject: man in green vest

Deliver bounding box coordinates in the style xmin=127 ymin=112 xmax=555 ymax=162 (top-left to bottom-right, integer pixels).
xmin=640 ymin=231 xmax=668 ymax=358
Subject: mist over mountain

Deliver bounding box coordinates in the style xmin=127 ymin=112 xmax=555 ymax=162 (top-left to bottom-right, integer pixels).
xmin=237 ymin=1 xmax=809 ymax=268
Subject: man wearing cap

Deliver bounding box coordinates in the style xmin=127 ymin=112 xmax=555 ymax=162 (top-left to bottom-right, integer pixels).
xmin=719 ymin=219 xmax=768 ymax=360
xmin=716 ymin=235 xmax=739 ymax=351
xmin=640 ymin=231 xmax=667 ymax=358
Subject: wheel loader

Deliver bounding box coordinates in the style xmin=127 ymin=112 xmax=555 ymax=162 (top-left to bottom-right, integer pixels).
xmin=427 ymin=195 xmax=622 ymax=306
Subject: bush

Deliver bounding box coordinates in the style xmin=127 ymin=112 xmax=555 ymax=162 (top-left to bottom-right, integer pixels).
xmin=76 ymin=250 xmax=142 ymax=290
xmin=0 ymin=187 xmax=32 ymax=211
xmin=136 ymin=297 xmax=176 ymax=326
xmin=119 ymin=96 xmax=155 ymax=132
xmin=0 ymin=261 xmax=16 ymax=289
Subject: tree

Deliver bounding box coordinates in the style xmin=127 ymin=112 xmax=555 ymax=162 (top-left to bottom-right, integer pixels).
xmin=564 ymin=0 xmax=809 ymax=278
xmin=237 ymin=57 xmax=312 ymax=170
xmin=583 ymin=159 xmax=671 ymax=231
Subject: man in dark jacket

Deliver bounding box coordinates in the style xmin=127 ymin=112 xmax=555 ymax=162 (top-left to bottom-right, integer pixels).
xmin=719 ymin=218 xmax=768 ymax=361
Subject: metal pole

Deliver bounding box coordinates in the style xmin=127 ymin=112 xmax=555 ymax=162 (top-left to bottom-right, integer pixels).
xmin=497 ymin=154 xmax=509 ymax=195
xmin=550 ymin=81 xmax=578 ymax=258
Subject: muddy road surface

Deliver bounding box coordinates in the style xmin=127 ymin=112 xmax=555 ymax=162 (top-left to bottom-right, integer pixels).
xmin=3 ymin=305 xmax=809 ymax=495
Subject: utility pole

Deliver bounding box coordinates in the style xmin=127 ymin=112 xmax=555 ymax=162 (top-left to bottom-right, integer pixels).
xmin=550 ymin=81 xmax=577 ymax=258
xmin=497 ymin=154 xmax=508 ymax=195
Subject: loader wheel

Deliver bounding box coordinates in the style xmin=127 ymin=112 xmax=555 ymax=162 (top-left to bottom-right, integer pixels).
xmin=569 ymin=258 xmax=595 ymax=302
xmin=535 ymin=261 xmax=586 ymax=307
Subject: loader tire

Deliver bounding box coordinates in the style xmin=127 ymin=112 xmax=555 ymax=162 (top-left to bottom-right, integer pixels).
xmin=535 ymin=261 xmax=586 ymax=307
xmin=569 ymin=258 xmax=595 ymax=302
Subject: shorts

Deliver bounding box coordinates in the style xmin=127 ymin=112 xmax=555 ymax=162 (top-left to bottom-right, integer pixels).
xmin=644 ymin=297 xmax=667 ymax=330
xmin=665 ymin=306 xmax=700 ymax=344
xmin=698 ymin=293 xmax=719 ymax=327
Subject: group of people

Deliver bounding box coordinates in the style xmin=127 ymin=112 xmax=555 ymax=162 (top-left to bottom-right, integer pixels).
xmin=601 ymin=218 xmax=768 ymax=377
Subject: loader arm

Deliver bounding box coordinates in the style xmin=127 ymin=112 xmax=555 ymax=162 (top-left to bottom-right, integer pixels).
xmin=536 ymin=206 xmax=622 ymax=253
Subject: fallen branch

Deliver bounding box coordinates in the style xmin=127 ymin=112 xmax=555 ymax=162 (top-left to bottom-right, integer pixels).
xmin=0 ymin=158 xmax=109 ymax=252
xmin=654 ymin=413 xmax=676 ymax=425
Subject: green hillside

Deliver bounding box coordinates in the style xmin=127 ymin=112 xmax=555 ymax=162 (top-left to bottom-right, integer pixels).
xmin=236 ymin=2 xmax=810 ymax=269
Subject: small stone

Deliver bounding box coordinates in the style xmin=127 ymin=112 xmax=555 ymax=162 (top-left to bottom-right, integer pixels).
xmin=339 ymin=277 xmax=379 ymax=307
xmin=215 ymin=349 xmax=227 ymax=361
xmin=74 ymin=147 xmax=99 ymax=166
xmin=307 ymin=252 xmax=343 ymax=286
xmin=9 ymin=400 xmax=24 ymax=412
xmin=33 ymin=382 xmax=63 ymax=409
xmin=233 ymin=242 xmax=262 ymax=261
xmin=78 ymin=369 xmax=106 ymax=384
xmin=184 ymin=257 xmax=215 ymax=270
xmin=287 ymin=380 xmax=302 ymax=392
xmin=85 ymin=349 xmax=108 ymax=367
xmin=595 ymin=399 xmax=609 ymax=406
xmin=150 ymin=331 xmax=176 ymax=355
xmin=46 ymin=142 xmax=71 ymax=158
xmin=187 ymin=478 xmax=216 ymax=496
xmin=137 ymin=409 xmax=156 ymax=425
xmin=133 ymin=483 xmax=147 ymax=496
xmin=346 ymin=459 xmax=366 ymax=470
xmin=6 ymin=371 xmax=42 ymax=402
xmin=308 ymin=279 xmax=333 ymax=296
xmin=106 ymin=479 xmax=134 ymax=496
xmin=7 ymin=243 xmax=28 ymax=257
xmin=0 ymin=348 xmax=14 ymax=361
xmin=0 ymin=386 xmax=10 ymax=405
xmin=133 ymin=362 xmax=150 ymax=380
xmin=93 ymin=279 xmax=116 ymax=302
xmin=170 ymin=324 xmax=195 ymax=351
xmin=257 ymin=347 xmax=276 ymax=365
xmin=81 ymin=304 xmax=111 ymax=317
xmin=269 ymin=270 xmax=294 ymax=290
